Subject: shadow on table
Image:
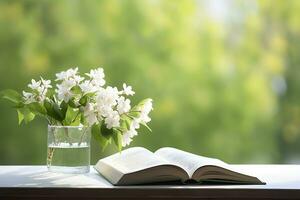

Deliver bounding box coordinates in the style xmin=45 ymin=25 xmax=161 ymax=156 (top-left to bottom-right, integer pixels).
xmin=0 ymin=166 xmax=112 ymax=187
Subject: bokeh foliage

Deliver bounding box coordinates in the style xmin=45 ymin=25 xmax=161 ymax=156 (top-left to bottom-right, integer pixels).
xmin=0 ymin=0 xmax=299 ymax=164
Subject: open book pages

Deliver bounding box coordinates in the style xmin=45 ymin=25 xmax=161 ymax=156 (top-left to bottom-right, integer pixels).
xmin=155 ymin=147 xmax=262 ymax=183
xmin=94 ymin=147 xmax=264 ymax=185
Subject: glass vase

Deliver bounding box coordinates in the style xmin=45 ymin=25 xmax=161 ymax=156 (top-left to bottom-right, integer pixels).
xmin=47 ymin=125 xmax=91 ymax=174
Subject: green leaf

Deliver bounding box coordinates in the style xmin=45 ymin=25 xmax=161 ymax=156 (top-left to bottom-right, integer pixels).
xmin=18 ymin=107 xmax=35 ymax=124
xmin=17 ymin=109 xmax=24 ymax=125
xmin=0 ymin=89 xmax=22 ymax=104
xmin=128 ymin=98 xmax=152 ymax=118
xmin=60 ymin=100 xmax=68 ymax=119
xmin=141 ymin=122 xmax=152 ymax=132
xmin=70 ymin=113 xmax=81 ymax=126
xmin=100 ymin=123 xmax=114 ymax=139
xmin=28 ymin=102 xmax=47 ymax=115
xmin=44 ymin=100 xmax=54 ymax=117
xmin=79 ymin=95 xmax=88 ymax=106
xmin=49 ymin=94 xmax=56 ymax=102
xmin=53 ymin=102 xmax=64 ymax=121
xmin=80 ymin=113 xmax=87 ymax=125
xmin=131 ymin=98 xmax=152 ymax=111
xmin=79 ymin=92 xmax=95 ymax=106
xmin=127 ymin=111 xmax=141 ymax=118
xmin=68 ymin=98 xmax=78 ymax=108
xmin=138 ymin=98 xmax=152 ymax=106
xmin=46 ymin=88 xmax=55 ymax=98
xmin=112 ymin=129 xmax=122 ymax=152
xmin=64 ymin=106 xmax=79 ymax=125
xmin=71 ymin=85 xmax=82 ymax=94
xmin=15 ymin=102 xmax=25 ymax=109
xmin=44 ymin=100 xmax=63 ymax=122
xmin=124 ymin=117 xmax=132 ymax=129
xmin=91 ymin=123 xmax=110 ymax=151
xmin=120 ymin=116 xmax=131 ymax=131
xmin=24 ymin=111 xmax=35 ymax=124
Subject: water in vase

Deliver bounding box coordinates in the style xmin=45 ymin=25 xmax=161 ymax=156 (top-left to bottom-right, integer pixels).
xmin=47 ymin=142 xmax=90 ymax=173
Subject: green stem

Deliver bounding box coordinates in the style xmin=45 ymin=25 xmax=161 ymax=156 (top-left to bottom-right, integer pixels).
xmin=51 ymin=126 xmax=58 ymax=144
xmin=47 ymin=147 xmax=55 ymax=167
xmin=78 ymin=127 xmax=88 ymax=146
xmin=71 ymin=111 xmax=80 ymax=124
xmin=124 ymin=113 xmax=135 ymax=119
xmin=64 ymin=127 xmax=72 ymax=145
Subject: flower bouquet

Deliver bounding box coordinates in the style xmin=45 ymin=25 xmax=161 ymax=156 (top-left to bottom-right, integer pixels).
xmin=1 ymin=67 xmax=153 ymax=173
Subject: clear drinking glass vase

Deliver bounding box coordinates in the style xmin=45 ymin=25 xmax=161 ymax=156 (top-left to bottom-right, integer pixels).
xmin=47 ymin=125 xmax=91 ymax=173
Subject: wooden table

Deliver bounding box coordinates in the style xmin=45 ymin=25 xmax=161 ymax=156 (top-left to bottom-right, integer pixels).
xmin=0 ymin=165 xmax=300 ymax=199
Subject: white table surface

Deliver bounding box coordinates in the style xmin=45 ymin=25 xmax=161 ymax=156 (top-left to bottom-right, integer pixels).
xmin=0 ymin=165 xmax=300 ymax=189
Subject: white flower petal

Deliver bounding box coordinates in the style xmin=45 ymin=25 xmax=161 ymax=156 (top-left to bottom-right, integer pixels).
xmin=122 ymin=83 xmax=135 ymax=96
xmin=121 ymin=131 xmax=132 ymax=147
xmin=86 ymin=68 xmax=105 ymax=87
xmin=117 ymin=96 xmax=131 ymax=114
xmin=22 ymin=91 xmax=35 ymax=104
xmin=104 ymin=111 xmax=120 ymax=129
xmin=28 ymin=79 xmax=41 ymax=90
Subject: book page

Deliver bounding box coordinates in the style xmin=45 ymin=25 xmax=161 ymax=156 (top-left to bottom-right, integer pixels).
xmin=96 ymin=147 xmax=190 ymax=185
xmin=99 ymin=147 xmax=173 ymax=175
xmin=155 ymin=147 xmax=229 ymax=178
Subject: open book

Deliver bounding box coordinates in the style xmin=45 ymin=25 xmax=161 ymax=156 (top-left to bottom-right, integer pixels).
xmin=94 ymin=147 xmax=264 ymax=185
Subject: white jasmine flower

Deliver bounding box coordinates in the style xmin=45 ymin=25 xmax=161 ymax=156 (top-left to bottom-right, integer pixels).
xmin=36 ymin=85 xmax=45 ymax=95
xmin=140 ymin=99 xmax=153 ymax=123
xmin=106 ymin=86 xmax=119 ymax=101
xmin=40 ymin=77 xmax=52 ymax=89
xmin=122 ymin=83 xmax=135 ymax=96
xmin=22 ymin=91 xmax=35 ymax=104
xmin=140 ymin=114 xmax=151 ymax=123
xmin=117 ymin=96 xmax=131 ymax=114
xmin=83 ymin=103 xmax=93 ymax=114
xmin=56 ymin=84 xmax=73 ymax=102
xmin=83 ymin=103 xmax=98 ymax=126
xmin=55 ymin=71 xmax=68 ymax=81
xmin=55 ymin=68 xmax=85 ymax=102
xmin=121 ymin=122 xmax=139 ymax=147
xmin=131 ymin=118 xmax=140 ymax=129
xmin=26 ymin=78 xmax=51 ymax=103
xmin=66 ymin=67 xmax=79 ymax=78
xmin=28 ymin=79 xmax=41 ymax=90
xmin=86 ymin=114 xmax=98 ymax=126
xmin=96 ymin=86 xmax=119 ymax=107
xmin=86 ymin=68 xmax=105 ymax=79
xmin=63 ymin=79 xmax=77 ymax=89
xmin=73 ymin=75 xmax=84 ymax=84
xmin=22 ymin=91 xmax=33 ymax=99
xmin=121 ymin=131 xmax=132 ymax=147
xmin=55 ymin=67 xmax=79 ymax=81
xmin=86 ymin=68 xmax=105 ymax=87
xmin=37 ymin=93 xmax=47 ymax=102
xmin=128 ymin=128 xmax=138 ymax=138
xmin=80 ymin=80 xmax=96 ymax=94
xmin=142 ymin=99 xmax=153 ymax=114
xmin=97 ymin=104 xmax=113 ymax=117
xmin=104 ymin=110 xmax=120 ymax=129
xmin=91 ymin=78 xmax=105 ymax=88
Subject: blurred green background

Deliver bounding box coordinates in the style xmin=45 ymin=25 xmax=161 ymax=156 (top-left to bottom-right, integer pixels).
xmin=1 ymin=0 xmax=300 ymax=164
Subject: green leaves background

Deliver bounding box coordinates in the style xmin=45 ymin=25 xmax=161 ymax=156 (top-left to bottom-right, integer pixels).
xmin=1 ymin=0 xmax=300 ymax=164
